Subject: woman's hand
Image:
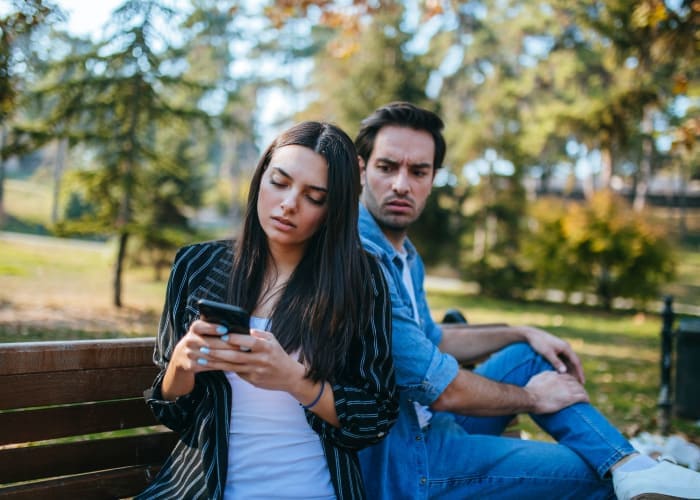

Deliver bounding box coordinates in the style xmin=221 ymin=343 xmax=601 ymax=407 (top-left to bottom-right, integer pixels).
xmin=199 ymin=327 xmax=339 ymax=426
xmin=214 ymin=329 xmax=306 ymax=393
xmin=160 ymin=319 xmax=241 ymax=400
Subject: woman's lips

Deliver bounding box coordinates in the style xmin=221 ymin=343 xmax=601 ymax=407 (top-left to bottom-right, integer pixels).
xmin=271 ymin=216 xmax=296 ymax=230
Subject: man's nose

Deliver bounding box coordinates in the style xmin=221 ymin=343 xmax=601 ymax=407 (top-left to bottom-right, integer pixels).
xmin=392 ymin=169 xmax=410 ymax=195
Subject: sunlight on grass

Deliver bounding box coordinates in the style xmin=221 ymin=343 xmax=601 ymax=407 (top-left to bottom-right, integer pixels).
xmin=0 ymin=235 xmax=166 ymax=309
xmin=4 ymin=179 xmax=53 ymax=225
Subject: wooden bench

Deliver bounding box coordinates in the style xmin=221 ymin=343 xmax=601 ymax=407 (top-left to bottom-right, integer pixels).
xmin=0 ymin=338 xmax=177 ymax=499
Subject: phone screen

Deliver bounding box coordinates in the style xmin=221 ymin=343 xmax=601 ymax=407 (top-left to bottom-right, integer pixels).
xmin=196 ymin=299 xmax=250 ymax=335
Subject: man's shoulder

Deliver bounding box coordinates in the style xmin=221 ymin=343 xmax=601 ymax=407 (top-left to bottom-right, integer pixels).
xmin=360 ymin=233 xmax=387 ymax=259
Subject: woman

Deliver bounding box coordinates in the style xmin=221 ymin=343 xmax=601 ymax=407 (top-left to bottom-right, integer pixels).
xmin=137 ymin=121 xmax=397 ymax=499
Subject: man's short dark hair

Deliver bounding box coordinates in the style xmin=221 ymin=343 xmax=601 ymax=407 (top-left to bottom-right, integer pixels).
xmin=355 ymin=101 xmax=446 ymax=170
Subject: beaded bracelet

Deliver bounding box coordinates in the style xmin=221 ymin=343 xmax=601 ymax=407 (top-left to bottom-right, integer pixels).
xmin=301 ymin=381 xmax=325 ymax=410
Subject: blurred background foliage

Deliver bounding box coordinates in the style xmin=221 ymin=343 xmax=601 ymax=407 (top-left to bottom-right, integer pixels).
xmin=0 ymin=0 xmax=698 ymax=309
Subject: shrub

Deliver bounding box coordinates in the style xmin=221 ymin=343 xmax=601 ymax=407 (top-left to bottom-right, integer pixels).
xmin=523 ymin=191 xmax=676 ymax=309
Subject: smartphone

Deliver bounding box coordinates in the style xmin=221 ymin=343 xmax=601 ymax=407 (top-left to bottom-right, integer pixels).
xmin=196 ymin=299 xmax=250 ymax=335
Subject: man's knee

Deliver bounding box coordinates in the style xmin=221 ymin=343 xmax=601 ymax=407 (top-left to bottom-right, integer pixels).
xmin=495 ymin=342 xmax=553 ymax=371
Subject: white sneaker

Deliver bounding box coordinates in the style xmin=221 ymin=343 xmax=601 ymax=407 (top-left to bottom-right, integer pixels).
xmin=613 ymin=459 xmax=700 ymax=499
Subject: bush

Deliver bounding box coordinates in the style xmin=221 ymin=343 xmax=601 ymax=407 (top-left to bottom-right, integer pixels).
xmin=523 ymin=191 xmax=676 ymax=309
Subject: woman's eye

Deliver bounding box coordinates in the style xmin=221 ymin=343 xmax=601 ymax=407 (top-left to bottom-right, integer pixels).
xmin=306 ymin=195 xmax=326 ymax=206
xmin=270 ymin=178 xmax=286 ymax=187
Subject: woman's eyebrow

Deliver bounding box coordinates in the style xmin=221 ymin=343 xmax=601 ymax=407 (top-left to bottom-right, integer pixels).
xmin=273 ymin=167 xmax=328 ymax=193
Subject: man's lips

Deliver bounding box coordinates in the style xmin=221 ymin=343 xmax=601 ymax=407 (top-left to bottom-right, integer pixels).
xmin=385 ymin=199 xmax=413 ymax=213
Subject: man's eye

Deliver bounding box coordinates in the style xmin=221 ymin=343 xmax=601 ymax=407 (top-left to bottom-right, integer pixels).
xmin=414 ymin=170 xmax=427 ymax=178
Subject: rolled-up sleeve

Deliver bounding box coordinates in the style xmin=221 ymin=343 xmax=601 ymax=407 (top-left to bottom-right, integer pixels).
xmin=386 ymin=273 xmax=460 ymax=406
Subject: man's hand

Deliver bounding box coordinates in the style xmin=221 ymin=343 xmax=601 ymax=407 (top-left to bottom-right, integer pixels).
xmin=524 ymin=371 xmax=589 ymax=414
xmin=521 ymin=327 xmax=585 ymax=384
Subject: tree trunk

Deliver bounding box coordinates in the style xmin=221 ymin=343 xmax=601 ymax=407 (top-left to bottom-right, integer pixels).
xmin=0 ymin=125 xmax=7 ymax=226
xmin=113 ymin=231 xmax=129 ymax=308
xmin=51 ymin=138 xmax=68 ymax=224
xmin=633 ymin=106 xmax=654 ymax=212
xmin=599 ymin=143 xmax=613 ymax=191
xmin=677 ymin=161 xmax=688 ymax=240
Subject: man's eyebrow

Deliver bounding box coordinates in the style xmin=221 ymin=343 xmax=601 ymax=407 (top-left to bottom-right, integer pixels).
xmin=375 ymin=157 xmax=432 ymax=169
xmin=273 ymin=167 xmax=328 ymax=193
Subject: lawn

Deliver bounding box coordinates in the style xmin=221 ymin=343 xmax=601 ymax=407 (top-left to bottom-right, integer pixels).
xmin=427 ymin=288 xmax=699 ymax=442
xmin=0 ymin=233 xmax=165 ymax=341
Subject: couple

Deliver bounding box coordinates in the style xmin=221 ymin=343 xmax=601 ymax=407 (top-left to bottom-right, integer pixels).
xmin=138 ymin=103 xmax=700 ymax=499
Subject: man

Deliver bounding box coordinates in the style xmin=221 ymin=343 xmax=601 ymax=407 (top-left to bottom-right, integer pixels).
xmin=356 ymin=101 xmax=700 ymax=499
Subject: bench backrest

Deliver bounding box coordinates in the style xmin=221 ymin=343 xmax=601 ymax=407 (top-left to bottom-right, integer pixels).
xmin=0 ymin=338 xmax=177 ymax=500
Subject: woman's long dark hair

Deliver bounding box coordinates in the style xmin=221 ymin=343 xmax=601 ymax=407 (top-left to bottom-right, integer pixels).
xmin=228 ymin=121 xmax=372 ymax=382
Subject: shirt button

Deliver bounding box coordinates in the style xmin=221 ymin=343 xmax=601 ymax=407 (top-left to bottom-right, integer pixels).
xmin=415 ymin=435 xmax=422 ymax=441
xmin=420 ymin=477 xmax=427 ymax=485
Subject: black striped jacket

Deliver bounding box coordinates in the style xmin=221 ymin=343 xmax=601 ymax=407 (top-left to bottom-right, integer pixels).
xmin=137 ymin=240 xmax=397 ymax=499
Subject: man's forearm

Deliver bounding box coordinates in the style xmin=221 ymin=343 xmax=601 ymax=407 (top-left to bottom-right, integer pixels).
xmin=439 ymin=324 xmax=526 ymax=364
xmin=430 ymin=369 xmax=535 ymax=416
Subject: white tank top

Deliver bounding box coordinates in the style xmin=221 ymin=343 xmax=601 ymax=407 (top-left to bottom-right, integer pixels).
xmin=224 ymin=317 xmax=335 ymax=499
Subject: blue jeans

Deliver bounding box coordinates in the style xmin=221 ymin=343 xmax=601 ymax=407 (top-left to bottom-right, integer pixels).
xmin=424 ymin=343 xmax=634 ymax=499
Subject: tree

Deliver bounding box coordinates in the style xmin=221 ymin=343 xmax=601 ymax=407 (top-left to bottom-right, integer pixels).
xmin=548 ymin=0 xmax=698 ymax=206
xmin=0 ymin=0 xmax=58 ymax=224
xmin=36 ymin=0 xmax=219 ymax=307
xmin=303 ymin=2 xmax=433 ymax=134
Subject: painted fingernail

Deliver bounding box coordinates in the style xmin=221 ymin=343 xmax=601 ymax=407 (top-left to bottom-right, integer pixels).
xmin=199 ymin=346 xmax=210 ymax=355
xmin=216 ymin=325 xmax=228 ymax=334
xmin=221 ymin=334 xmax=229 ymax=342
xmin=197 ymin=358 xmax=208 ymax=366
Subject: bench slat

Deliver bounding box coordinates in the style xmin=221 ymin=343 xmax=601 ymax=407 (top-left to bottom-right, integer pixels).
xmin=0 ymin=399 xmax=160 ymax=446
xmin=0 ymin=431 xmax=177 ymax=484
xmin=0 ymin=339 xmax=174 ymax=497
xmin=0 ymin=366 xmax=158 ymax=410
xmin=0 ymin=464 xmax=164 ymax=500
xmin=0 ymin=338 xmax=155 ymax=375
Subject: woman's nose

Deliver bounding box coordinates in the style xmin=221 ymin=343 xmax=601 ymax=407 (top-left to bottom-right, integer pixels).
xmin=280 ymin=195 xmax=297 ymax=213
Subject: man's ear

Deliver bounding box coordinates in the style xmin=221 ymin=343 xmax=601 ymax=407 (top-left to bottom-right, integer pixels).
xmin=358 ymin=156 xmax=366 ymax=186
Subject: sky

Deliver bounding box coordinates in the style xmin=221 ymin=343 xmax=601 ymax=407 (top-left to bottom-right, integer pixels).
xmin=50 ymin=0 xmax=296 ymax=148
xmin=54 ymin=0 xmax=121 ymax=39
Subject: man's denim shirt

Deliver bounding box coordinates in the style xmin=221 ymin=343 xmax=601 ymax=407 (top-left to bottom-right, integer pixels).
xmin=358 ymin=204 xmax=460 ymax=498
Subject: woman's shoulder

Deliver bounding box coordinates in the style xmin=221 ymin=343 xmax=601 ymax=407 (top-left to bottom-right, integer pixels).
xmin=172 ymin=239 xmax=235 ymax=270
xmin=361 ymin=249 xmax=389 ymax=294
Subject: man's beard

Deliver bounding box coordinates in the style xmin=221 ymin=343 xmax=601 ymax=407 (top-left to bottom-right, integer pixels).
xmin=375 ymin=212 xmax=413 ymax=234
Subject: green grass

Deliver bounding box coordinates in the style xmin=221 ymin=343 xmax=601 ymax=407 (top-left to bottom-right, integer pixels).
xmin=3 ymin=178 xmax=54 ymax=230
xmin=0 ymin=235 xmax=165 ymax=342
xmin=428 ymin=289 xmax=699 ymax=442
xmin=663 ymin=247 xmax=700 ymax=308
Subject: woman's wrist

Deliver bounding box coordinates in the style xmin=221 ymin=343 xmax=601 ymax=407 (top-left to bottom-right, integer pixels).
xmin=291 ymin=367 xmax=325 ymax=410
xmin=300 ymin=381 xmax=325 ymax=410
xmin=162 ymin=363 xmax=196 ymax=401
